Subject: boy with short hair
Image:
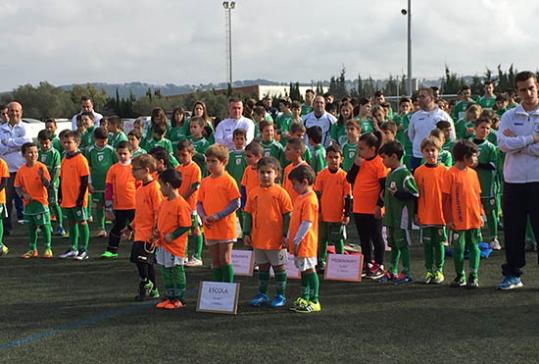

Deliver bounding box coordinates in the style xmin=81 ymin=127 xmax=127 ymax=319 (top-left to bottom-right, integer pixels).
xmin=128 ymin=129 xmax=147 ymax=158
xmin=380 ymin=121 xmax=398 ymax=143
xmin=443 ymin=140 xmax=484 ymax=288
xmin=125 ymin=154 xmax=162 ymax=301
xmin=44 ymin=118 xmax=62 ymax=152
xmin=226 ymin=128 xmax=247 ymax=189
xmin=150 ymin=146 xmax=180 ymax=171
xmin=288 ymin=122 xmax=312 ymax=166
xmin=38 ymin=129 xmax=65 ymax=237
xmin=472 ymin=116 xmax=500 ymax=250
xmin=252 ymin=106 xmax=267 ymax=138
xmin=429 ymin=128 xmax=453 ymax=167
xmin=244 ymin=157 xmax=293 ymax=308
xmin=188 ymin=116 xmax=211 ymax=176
xmin=197 ymin=144 xmax=241 ymax=282
xmin=101 ymin=141 xmax=137 ymax=258
xmin=86 ymin=127 xmax=117 ymax=238
xmin=0 ymin=158 xmax=9 ymax=256
xmin=240 ymin=142 xmax=263 ymax=205
xmin=15 ymin=142 xmax=53 ymax=259
xmin=306 ymin=126 xmax=326 ymax=174
xmin=58 ymin=131 xmax=91 ymax=261
xmin=342 ymin=119 xmax=361 ymax=172
xmin=313 ymin=144 xmax=351 ymax=272
xmin=379 ymin=141 xmax=419 ymax=284
xmin=436 ymin=120 xmax=454 ymax=154
xmin=155 ymin=168 xmax=193 ymax=309
xmin=260 ymin=120 xmax=285 ymax=165
xmin=76 ymin=113 xmax=92 ymax=152
xmin=107 ymin=116 xmax=128 ymax=149
xmin=275 ymin=99 xmax=293 ymax=137
xmin=144 ymin=122 xmax=173 ymax=155
xmin=176 ymin=140 xmax=204 ymax=267
xmin=287 ymin=164 xmax=320 ymax=313
xmin=283 ymin=138 xmax=308 ymax=203
xmin=414 ymin=137 xmax=448 ymax=284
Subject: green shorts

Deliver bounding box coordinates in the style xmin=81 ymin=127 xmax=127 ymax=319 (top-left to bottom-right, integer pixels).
xmin=63 ymin=207 xmax=88 ymax=223
xmin=47 ymin=186 xmax=58 ymax=205
xmin=92 ymin=192 xmax=105 ymax=205
xmin=0 ymin=203 xmax=7 ymax=219
xmin=387 ymin=226 xmax=410 ymax=249
xmin=319 ymin=221 xmax=345 ymax=244
xmin=451 ymin=228 xmax=482 ymax=248
xmin=24 ymin=201 xmax=51 ymax=226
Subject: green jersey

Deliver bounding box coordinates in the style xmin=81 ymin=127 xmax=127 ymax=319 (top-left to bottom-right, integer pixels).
xmin=132 ymin=147 xmax=147 ymax=158
xmin=310 ymin=144 xmax=327 ymax=174
xmin=397 ymin=113 xmax=414 ymax=159
xmin=226 ymin=149 xmax=247 ymax=188
xmin=496 ymin=108 xmax=507 ymax=118
xmin=275 ymin=112 xmax=293 ymax=133
xmin=52 ymin=135 xmax=62 ymax=152
xmin=487 ymin=131 xmax=497 ymax=145
xmin=166 ymin=125 xmax=188 ymax=149
xmin=80 ymin=126 xmax=95 ymax=152
xmin=301 ymin=104 xmax=312 ymax=116
xmin=455 ymin=118 xmax=475 ymax=140
xmin=261 ymin=140 xmax=285 ymax=165
xmin=108 ymin=131 xmax=128 ymax=149
xmin=478 ymin=95 xmax=496 ymax=110
xmin=473 ymin=138 xmax=498 ymax=199
xmin=38 ymin=147 xmax=61 ymax=186
xmin=383 ymin=165 xmax=418 ymax=229
xmin=356 ymin=117 xmax=373 ymax=135
xmin=330 ymin=122 xmax=347 ymax=146
xmin=144 ymin=137 xmax=173 ymax=155
xmin=452 ymin=99 xmax=475 ymax=121
xmin=189 ymin=136 xmax=210 ymax=176
xmin=86 ymin=144 xmax=117 ymax=191
xmin=342 ymin=141 xmax=358 ymax=172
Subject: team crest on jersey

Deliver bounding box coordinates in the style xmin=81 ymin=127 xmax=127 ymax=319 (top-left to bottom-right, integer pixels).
xmin=349 ymin=152 xmax=354 ymax=158
xmin=41 ymin=155 xmax=47 ymax=162
xmin=98 ymin=155 xmax=104 ymax=161
xmin=236 ymin=158 xmax=241 ymax=165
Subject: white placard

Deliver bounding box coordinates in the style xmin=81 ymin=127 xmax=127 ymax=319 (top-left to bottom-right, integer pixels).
xmin=324 ymin=253 xmax=364 ymax=282
xmin=232 ymin=250 xmax=254 ymax=276
xmin=270 ymin=254 xmax=301 ymax=280
xmin=196 ymin=281 xmax=240 ymax=315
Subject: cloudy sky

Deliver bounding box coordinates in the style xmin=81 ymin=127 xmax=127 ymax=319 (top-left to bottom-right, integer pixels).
xmin=0 ymin=0 xmax=537 ymax=91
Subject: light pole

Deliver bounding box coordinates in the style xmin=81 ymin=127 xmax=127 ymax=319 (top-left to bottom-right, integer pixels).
xmin=401 ymin=0 xmax=412 ymax=96
xmin=223 ymin=1 xmax=236 ymax=88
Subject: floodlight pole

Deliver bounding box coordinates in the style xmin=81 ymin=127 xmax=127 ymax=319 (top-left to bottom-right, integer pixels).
xmin=223 ymin=1 xmax=236 ymax=87
xmin=406 ymin=0 xmax=412 ymax=96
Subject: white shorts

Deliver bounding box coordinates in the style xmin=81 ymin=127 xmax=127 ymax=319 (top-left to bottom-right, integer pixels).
xmin=294 ymin=257 xmax=317 ymax=272
xmin=156 ymin=247 xmax=186 ymax=268
xmin=205 ymin=239 xmax=235 ymax=246
xmin=254 ymin=248 xmax=287 ymax=266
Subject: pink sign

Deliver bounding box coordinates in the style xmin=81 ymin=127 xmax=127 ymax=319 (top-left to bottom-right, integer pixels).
xmin=324 ymin=253 xmax=364 ymax=282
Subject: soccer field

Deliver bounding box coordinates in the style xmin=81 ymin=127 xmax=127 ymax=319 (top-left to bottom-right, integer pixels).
xmin=1 ymin=223 xmax=538 ymax=363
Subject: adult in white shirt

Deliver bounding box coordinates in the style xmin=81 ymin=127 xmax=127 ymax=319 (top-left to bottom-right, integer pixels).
xmin=0 ymin=101 xmax=31 ymax=233
xmin=495 ymin=71 xmax=539 ymax=290
xmin=70 ymin=96 xmax=103 ymax=130
xmin=408 ymin=87 xmax=455 ymax=171
xmin=302 ymin=95 xmax=337 ymax=147
xmin=215 ymin=98 xmax=255 ymax=150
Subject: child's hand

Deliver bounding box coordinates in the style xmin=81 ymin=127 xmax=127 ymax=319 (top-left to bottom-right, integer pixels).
xmin=207 ymin=214 xmax=219 ymax=223
xmin=22 ymin=192 xmax=31 ymax=201
xmin=152 ymin=229 xmax=159 ymax=240
xmin=374 ymin=206 xmax=383 ymax=219
xmin=503 ymin=128 xmax=514 ymax=137
xmin=164 ymin=233 xmax=174 ymax=243
xmin=37 ymin=167 xmax=44 ymax=177
xmin=192 ymin=226 xmax=200 ymax=235
xmin=120 ymin=227 xmax=132 ymax=240
xmin=106 ymin=209 xmax=115 ymax=221
xmin=342 ymin=216 xmax=350 ymax=225
xmin=243 ymin=235 xmax=251 ymax=246
xmin=354 ymin=156 xmax=363 ymax=167
xmin=89 ymin=184 xmax=95 ymax=194
xmin=201 ymin=215 xmax=212 ymax=228
xmin=447 ymin=222 xmax=455 ymax=230
xmin=293 ymin=244 xmax=299 ymax=257
xmin=413 ymin=214 xmax=419 ymax=226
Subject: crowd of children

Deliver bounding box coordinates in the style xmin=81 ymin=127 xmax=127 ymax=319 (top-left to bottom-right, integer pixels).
xmin=0 ymin=85 xmax=532 ymax=314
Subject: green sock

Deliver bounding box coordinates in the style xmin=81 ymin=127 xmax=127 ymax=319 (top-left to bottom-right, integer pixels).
xmin=335 ymin=239 xmax=345 ymax=255
xmin=258 ymin=270 xmax=270 ymax=294
xmin=80 ymin=223 xmax=90 ymax=250
xmin=467 ymin=236 xmax=480 ymax=277
xmin=307 ymin=272 xmax=320 ymax=303
xmin=52 ymin=203 xmax=63 ymax=228
xmin=213 ymin=267 xmax=223 ymax=281
xmin=390 ymin=246 xmax=400 ymax=275
xmin=86 ymin=199 xmax=92 ymax=220
xmin=422 ymin=228 xmax=433 ymax=272
xmin=29 ymin=222 xmax=38 ymax=250
xmin=222 ymin=263 xmax=234 ymax=283
xmin=318 ymin=239 xmax=328 ymax=266
xmin=194 ymin=234 xmax=203 ymax=260
xmin=452 ymin=233 xmax=465 ymax=277
xmin=42 ymin=224 xmax=52 ymax=249
xmin=96 ymin=206 xmax=105 ymax=230
xmin=174 ymin=265 xmax=186 ymax=300
xmin=161 ymin=266 xmax=175 ymax=299
xmin=0 ymin=218 xmax=4 ymax=245
xmin=401 ymin=246 xmax=411 ymax=275
xmin=69 ymin=223 xmax=79 ymax=250
xmin=300 ymin=273 xmax=310 ymax=301
xmin=274 ymin=270 xmax=287 ymax=296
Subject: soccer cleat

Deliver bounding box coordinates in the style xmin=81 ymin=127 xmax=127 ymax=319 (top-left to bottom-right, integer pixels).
xmin=270 ymin=294 xmax=287 ymax=308
xmin=59 ymin=249 xmax=78 ymax=259
xmin=432 ymin=271 xmax=445 ymax=284
xmin=316 ymin=261 xmax=326 ymax=274
xmin=17 ymin=219 xmax=26 ymax=224
xmin=184 ymin=257 xmax=203 ymax=267
xmin=0 ymin=244 xmax=9 ymax=256
xmin=367 ymin=267 xmax=385 ymax=280
xmin=149 ymin=288 xmax=160 ymax=299
xmin=250 ymin=293 xmax=270 ymax=307
xmin=55 ymin=226 xmax=68 ymax=237
xmin=424 ymin=271 xmax=434 ymax=284
xmin=450 ymin=275 xmax=467 ymax=288
xmin=379 ymin=271 xmax=395 ymax=283
xmin=135 ymin=281 xmax=148 ymax=301
xmin=290 ymin=297 xmax=309 ymax=311
xmin=496 ymin=275 xmax=524 ymax=290
xmin=100 ymin=250 xmax=119 ymax=259
xmin=294 ymin=300 xmax=321 ymax=313
xmin=21 ymin=249 xmax=38 ymax=259
xmin=393 ymin=273 xmax=413 ymax=285
xmin=73 ymin=250 xmax=89 ymax=261
xmin=96 ymin=230 xmax=108 ymax=238
xmin=467 ymin=274 xmax=479 ymax=289
xmin=42 ymin=249 xmax=53 ymax=259
xmin=163 ymin=299 xmax=184 ymax=310
xmin=490 ymin=238 xmax=502 ymax=251
xmin=155 ymin=299 xmax=171 ymax=309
